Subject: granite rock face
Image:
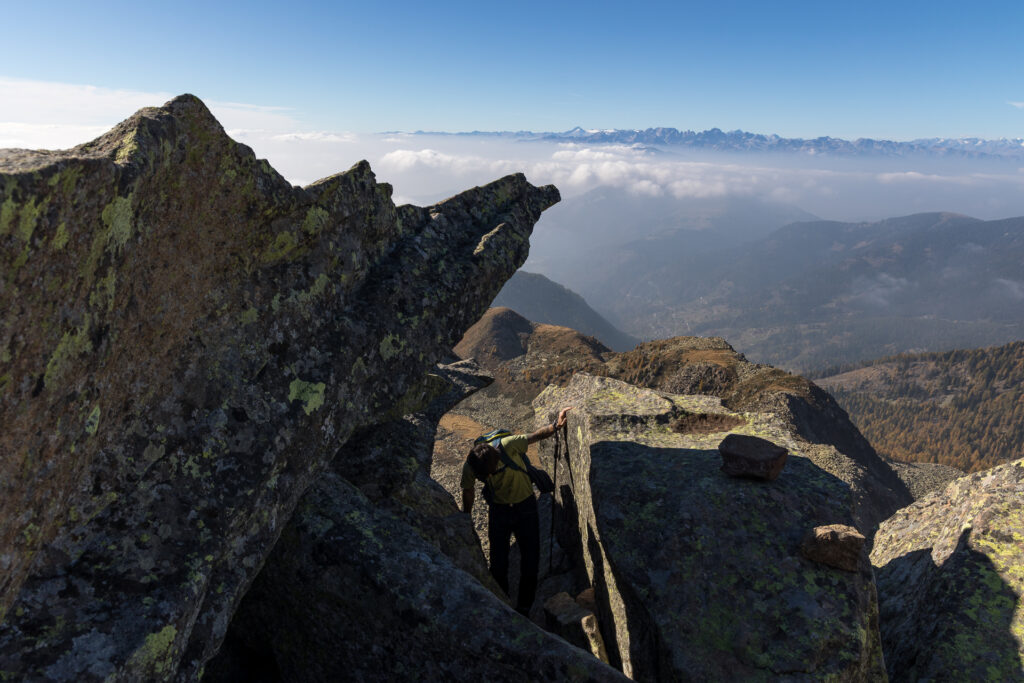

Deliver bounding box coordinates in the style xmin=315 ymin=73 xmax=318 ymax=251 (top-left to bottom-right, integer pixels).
xmin=534 ymin=374 xmax=886 ymax=681
xmin=871 ymin=458 xmax=1024 ymax=680
xmin=0 ymin=95 xmax=558 ymax=680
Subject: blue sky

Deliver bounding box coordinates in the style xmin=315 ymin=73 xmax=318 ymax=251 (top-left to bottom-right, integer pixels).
xmin=2 ymin=0 xmax=1024 ymax=139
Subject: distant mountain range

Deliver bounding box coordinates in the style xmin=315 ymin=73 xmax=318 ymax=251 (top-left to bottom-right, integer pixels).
xmin=410 ymin=126 xmax=1024 ymax=160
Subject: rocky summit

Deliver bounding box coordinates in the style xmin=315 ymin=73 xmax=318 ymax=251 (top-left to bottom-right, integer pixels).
xmin=533 ymin=374 xmax=887 ymax=681
xmin=0 ymin=95 xmax=558 ymax=680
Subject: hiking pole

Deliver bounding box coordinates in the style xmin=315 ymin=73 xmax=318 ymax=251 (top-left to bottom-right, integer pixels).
xmin=548 ymin=422 xmax=560 ymax=576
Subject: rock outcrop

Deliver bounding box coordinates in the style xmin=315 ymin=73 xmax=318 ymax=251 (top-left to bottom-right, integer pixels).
xmin=533 ymin=374 xmax=886 ymax=680
xmin=0 ymin=95 xmax=558 ymax=680
xmin=871 ymin=458 xmax=1024 ymax=680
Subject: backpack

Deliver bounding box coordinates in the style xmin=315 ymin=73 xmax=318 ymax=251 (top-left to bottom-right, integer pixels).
xmin=475 ymin=429 xmax=555 ymax=500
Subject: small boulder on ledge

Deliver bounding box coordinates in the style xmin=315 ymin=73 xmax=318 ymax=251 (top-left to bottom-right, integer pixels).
xmin=718 ymin=433 xmax=789 ymax=481
xmin=801 ymin=524 xmax=866 ymax=572
xmin=544 ymin=591 xmax=610 ymax=664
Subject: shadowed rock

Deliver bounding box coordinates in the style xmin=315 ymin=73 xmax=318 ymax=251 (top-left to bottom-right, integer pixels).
xmin=801 ymin=524 xmax=866 ymax=572
xmin=0 ymin=95 xmax=558 ymax=680
xmin=534 ymin=374 xmax=886 ymax=681
xmin=871 ymin=458 xmax=1024 ymax=680
xmin=718 ymin=433 xmax=789 ymax=481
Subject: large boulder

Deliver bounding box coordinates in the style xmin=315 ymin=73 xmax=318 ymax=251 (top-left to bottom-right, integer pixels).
xmin=534 ymin=374 xmax=886 ymax=681
xmin=0 ymin=95 xmax=558 ymax=680
xmin=871 ymin=458 xmax=1024 ymax=680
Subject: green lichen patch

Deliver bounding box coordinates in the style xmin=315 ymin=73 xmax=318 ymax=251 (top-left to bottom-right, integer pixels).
xmin=100 ymin=195 xmax=134 ymax=254
xmin=43 ymin=322 xmax=93 ymax=388
xmin=15 ymin=196 xmax=40 ymax=243
xmin=0 ymin=195 xmax=17 ymax=236
xmin=126 ymin=624 xmax=178 ymax=676
xmin=52 ymin=221 xmax=69 ymax=250
xmin=262 ymin=231 xmax=299 ymax=263
xmin=89 ymin=269 xmax=117 ymax=311
xmin=115 ymin=130 xmax=140 ymax=164
xmin=239 ymin=307 xmax=259 ymax=325
xmin=85 ymin=404 xmax=101 ymax=436
xmin=379 ymin=334 xmax=404 ymax=361
xmin=288 ymin=378 xmax=326 ymax=415
xmin=301 ymin=206 xmax=330 ymax=235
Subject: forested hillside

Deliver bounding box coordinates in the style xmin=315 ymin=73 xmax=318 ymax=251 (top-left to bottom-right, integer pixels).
xmin=818 ymin=341 xmax=1024 ymax=472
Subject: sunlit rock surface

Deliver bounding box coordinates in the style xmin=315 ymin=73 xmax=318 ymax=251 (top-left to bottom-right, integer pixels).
xmin=0 ymin=95 xmax=558 ymax=680
xmin=871 ymin=458 xmax=1024 ymax=680
xmin=534 ymin=374 xmax=886 ymax=681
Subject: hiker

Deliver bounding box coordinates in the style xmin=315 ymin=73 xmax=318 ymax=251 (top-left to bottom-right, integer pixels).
xmin=461 ymin=407 xmax=573 ymax=616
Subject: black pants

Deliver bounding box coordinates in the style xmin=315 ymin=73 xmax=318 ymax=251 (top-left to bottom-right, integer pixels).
xmin=488 ymin=495 xmax=540 ymax=613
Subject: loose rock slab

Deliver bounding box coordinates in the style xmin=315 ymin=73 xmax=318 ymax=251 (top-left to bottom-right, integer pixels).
xmin=719 ymin=433 xmax=789 ymax=481
xmin=801 ymin=524 xmax=866 ymax=572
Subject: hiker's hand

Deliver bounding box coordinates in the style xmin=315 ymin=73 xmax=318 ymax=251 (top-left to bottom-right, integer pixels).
xmin=556 ymin=407 xmax=573 ymax=429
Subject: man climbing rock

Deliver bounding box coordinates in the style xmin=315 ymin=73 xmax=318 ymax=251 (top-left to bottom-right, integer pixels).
xmin=462 ymin=407 xmax=572 ymax=616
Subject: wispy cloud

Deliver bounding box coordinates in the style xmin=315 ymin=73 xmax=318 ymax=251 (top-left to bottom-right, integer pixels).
xmin=1009 ymin=102 xmax=1024 ymax=109
xmin=995 ymin=278 xmax=1024 ymax=300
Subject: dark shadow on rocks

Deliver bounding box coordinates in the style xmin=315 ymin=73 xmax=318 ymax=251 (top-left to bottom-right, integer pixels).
xmin=875 ymin=527 xmax=1023 ymax=681
xmin=553 ymin=436 xmax=885 ymax=680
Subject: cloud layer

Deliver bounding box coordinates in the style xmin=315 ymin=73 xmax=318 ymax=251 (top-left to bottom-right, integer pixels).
xmin=6 ymin=79 xmax=1024 ymax=221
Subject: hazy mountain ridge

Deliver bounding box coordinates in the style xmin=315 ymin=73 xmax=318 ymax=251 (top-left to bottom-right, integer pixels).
xmin=410 ymin=126 xmax=1024 ymax=160
xmin=540 ymin=209 xmax=1024 ymax=372
xmin=492 ymin=271 xmax=640 ymax=351
xmin=817 ymin=341 xmax=1024 ymax=473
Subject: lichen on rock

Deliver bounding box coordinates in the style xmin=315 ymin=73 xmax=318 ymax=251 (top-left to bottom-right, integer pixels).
xmin=871 ymin=458 xmax=1024 ymax=680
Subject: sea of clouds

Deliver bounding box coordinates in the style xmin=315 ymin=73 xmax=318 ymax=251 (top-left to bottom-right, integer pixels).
xmin=6 ymin=78 xmax=1024 ymax=222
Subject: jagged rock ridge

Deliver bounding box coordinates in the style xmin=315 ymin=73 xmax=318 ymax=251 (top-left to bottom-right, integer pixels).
xmin=0 ymin=95 xmax=558 ymax=680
